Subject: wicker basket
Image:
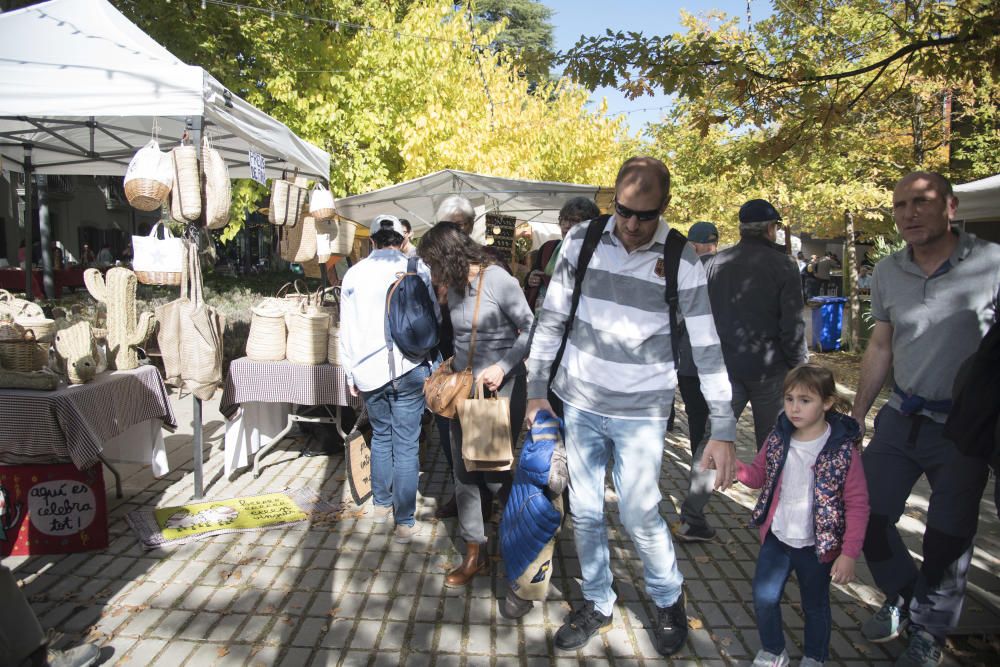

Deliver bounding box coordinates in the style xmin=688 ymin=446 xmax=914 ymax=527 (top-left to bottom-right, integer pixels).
xmin=0 ymin=289 xmax=45 ymax=319
xmin=0 ymin=329 xmax=48 ymax=372
xmin=309 ymin=185 xmax=336 ymax=221
xmin=16 ymin=316 xmax=56 ymax=342
xmin=285 ymin=308 xmax=330 ymax=365
xmin=170 ymin=144 xmax=202 ymax=223
xmin=328 ymin=221 xmax=357 ymax=256
xmin=124 ymin=140 xmax=172 ymax=211
xmin=326 ymin=326 xmax=340 ymax=365
xmin=135 ymin=270 xmax=182 ymax=287
xmin=202 ymin=136 xmax=231 ymax=230
xmin=246 ymin=304 xmax=287 ymax=361
xmin=269 ymin=176 xmax=308 ymax=227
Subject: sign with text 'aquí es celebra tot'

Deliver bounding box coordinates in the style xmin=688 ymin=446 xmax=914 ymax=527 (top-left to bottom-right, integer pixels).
xmin=0 ymin=463 xmax=108 ymax=557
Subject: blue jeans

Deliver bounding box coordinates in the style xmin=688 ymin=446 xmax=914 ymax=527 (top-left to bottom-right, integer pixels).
xmin=361 ymin=364 xmax=430 ymax=527
xmin=753 ymin=531 xmax=833 ymax=661
xmin=563 ymin=403 xmax=683 ymax=616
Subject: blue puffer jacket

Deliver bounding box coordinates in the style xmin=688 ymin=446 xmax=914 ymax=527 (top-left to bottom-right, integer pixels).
xmin=500 ymin=412 xmax=563 ymax=582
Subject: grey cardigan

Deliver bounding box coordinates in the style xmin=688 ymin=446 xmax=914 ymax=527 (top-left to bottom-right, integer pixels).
xmin=448 ymin=265 xmax=534 ymax=377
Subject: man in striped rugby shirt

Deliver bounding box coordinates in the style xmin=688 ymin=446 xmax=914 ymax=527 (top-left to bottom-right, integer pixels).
xmin=524 ymin=156 xmax=738 ymax=657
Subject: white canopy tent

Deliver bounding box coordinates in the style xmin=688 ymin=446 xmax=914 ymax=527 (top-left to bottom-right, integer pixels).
xmin=954 ymin=174 xmax=1000 ymax=222
xmin=333 ymin=169 xmax=612 ymax=246
xmin=0 ymin=0 xmax=331 ymax=501
xmin=0 ymin=0 xmax=329 ymax=179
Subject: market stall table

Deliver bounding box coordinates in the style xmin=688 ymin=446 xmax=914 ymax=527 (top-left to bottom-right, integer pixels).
xmin=220 ymin=358 xmax=364 ymax=479
xmin=0 ymin=365 xmax=177 ymax=497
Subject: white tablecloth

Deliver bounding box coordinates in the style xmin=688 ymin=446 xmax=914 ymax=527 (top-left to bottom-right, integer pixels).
xmin=100 ymin=418 xmax=169 ymax=477
xmin=223 ymin=402 xmax=292 ymax=477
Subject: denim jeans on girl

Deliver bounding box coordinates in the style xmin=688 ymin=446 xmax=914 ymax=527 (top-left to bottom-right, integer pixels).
xmin=362 ymin=363 xmax=430 ymax=527
xmin=753 ymin=531 xmax=834 ymax=661
xmin=563 ymin=403 xmax=684 ymax=616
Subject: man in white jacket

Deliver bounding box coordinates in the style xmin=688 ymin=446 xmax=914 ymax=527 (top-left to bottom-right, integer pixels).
xmin=339 ymin=214 xmax=437 ymax=543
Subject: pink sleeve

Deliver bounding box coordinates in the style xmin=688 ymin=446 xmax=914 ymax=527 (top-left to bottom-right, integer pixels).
xmin=840 ymin=449 xmax=870 ymax=559
xmin=736 ymin=446 xmax=769 ymax=489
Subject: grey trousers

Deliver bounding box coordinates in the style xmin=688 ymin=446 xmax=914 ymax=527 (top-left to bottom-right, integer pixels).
xmin=862 ymin=405 xmax=990 ymax=640
xmin=0 ymin=563 xmax=46 ymax=666
xmin=730 ymin=373 xmax=786 ymax=452
xmin=679 ymin=373 xmax=784 ymax=528
xmin=450 ymin=373 xmax=526 ymax=545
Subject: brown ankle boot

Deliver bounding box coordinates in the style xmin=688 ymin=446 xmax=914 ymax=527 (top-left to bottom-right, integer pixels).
xmin=445 ymin=541 xmax=489 ymax=587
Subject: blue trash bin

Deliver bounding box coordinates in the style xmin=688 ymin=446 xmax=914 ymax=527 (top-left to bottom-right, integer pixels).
xmin=808 ymin=297 xmax=848 ymax=352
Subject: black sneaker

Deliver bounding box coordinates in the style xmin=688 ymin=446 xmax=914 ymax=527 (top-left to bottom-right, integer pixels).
xmin=653 ymin=591 xmax=688 ymax=656
xmin=499 ymin=589 xmax=534 ymax=619
xmin=554 ymin=600 xmax=612 ymax=650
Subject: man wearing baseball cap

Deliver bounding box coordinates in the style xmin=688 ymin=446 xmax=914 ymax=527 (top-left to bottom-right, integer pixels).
xmin=339 ymin=214 xmax=438 ymax=544
xmin=706 ymin=199 xmax=807 ymax=452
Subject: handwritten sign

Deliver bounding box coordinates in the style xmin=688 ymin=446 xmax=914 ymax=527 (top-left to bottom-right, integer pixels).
xmin=154 ymin=493 xmax=307 ymax=541
xmin=248 ymin=148 xmax=267 ymax=185
xmin=0 ymin=463 xmax=107 ymax=557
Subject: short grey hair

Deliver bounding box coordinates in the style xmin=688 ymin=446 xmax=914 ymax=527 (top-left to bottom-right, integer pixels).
xmin=739 ymin=221 xmax=773 ymax=239
xmin=435 ymin=195 xmax=475 ymax=225
xmin=560 ymin=197 xmax=601 ymax=222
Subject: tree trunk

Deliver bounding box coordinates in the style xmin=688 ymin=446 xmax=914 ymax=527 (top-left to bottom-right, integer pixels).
xmin=844 ymin=209 xmax=860 ymax=352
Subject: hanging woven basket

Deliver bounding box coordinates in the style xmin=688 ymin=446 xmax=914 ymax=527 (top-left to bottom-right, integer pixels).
xmin=202 ymin=136 xmax=231 ymax=230
xmin=170 ymin=144 xmax=202 ymax=223
xmin=124 ymin=140 xmax=173 ymax=211
xmin=309 ymin=184 xmax=336 ymax=221
xmin=269 ymin=175 xmax=308 ymax=227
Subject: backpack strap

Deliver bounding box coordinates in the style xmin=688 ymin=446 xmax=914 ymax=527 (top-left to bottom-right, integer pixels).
xmin=551 ymin=215 xmax=609 ymax=374
xmin=663 ymin=227 xmax=687 ymax=366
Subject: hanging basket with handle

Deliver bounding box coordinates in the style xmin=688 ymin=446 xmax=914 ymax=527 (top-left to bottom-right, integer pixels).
xmin=170 ymin=142 xmax=202 ymax=223
xmin=123 ymin=139 xmax=173 ymax=211
xmin=309 ymin=184 xmax=336 ymax=221
xmin=202 ymin=135 xmax=231 ymax=230
xmin=132 ymin=222 xmax=185 ymax=286
xmin=269 ymin=172 xmax=308 ymax=227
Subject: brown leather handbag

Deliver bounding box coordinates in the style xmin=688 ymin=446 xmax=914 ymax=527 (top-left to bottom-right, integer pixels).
xmin=424 ymin=268 xmax=486 ymax=418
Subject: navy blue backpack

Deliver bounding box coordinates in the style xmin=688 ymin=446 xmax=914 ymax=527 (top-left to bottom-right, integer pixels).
xmin=385 ymin=256 xmax=439 ymax=366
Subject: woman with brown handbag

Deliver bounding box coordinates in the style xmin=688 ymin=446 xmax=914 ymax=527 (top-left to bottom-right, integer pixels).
xmin=418 ymin=222 xmax=534 ymax=587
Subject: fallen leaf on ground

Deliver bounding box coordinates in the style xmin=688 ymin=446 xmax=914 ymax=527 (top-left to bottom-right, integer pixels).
xmin=217 ymin=647 xmax=230 ymax=657
xmin=694 ymin=555 xmax=711 ymax=564
xmin=688 ymin=618 xmax=704 ymax=629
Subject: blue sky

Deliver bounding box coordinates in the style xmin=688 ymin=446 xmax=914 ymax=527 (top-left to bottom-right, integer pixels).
xmin=543 ymin=0 xmax=759 ymax=133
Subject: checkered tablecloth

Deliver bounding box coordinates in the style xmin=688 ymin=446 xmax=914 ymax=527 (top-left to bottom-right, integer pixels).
xmin=0 ymin=365 xmax=177 ymax=470
xmin=220 ymin=358 xmax=364 ymax=420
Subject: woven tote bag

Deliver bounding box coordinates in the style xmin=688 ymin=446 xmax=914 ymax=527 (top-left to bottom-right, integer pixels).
xmin=124 ymin=140 xmax=173 ymax=211
xmin=316 ymin=220 xmax=357 ymax=257
xmin=170 ymin=144 xmax=202 ymax=223
xmin=285 ymin=305 xmax=330 ymax=365
xmin=269 ymin=175 xmax=308 ymax=227
xmin=133 ymin=222 xmax=185 ymax=286
xmin=202 ymin=136 xmax=231 ymax=230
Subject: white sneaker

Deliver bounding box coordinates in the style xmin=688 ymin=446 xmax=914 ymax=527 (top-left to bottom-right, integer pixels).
xmin=800 ymin=658 xmax=824 ymax=667
xmin=372 ymin=504 xmax=392 ymax=524
xmin=394 ymin=521 xmax=422 ymax=544
xmin=752 ymin=649 xmax=790 ymax=667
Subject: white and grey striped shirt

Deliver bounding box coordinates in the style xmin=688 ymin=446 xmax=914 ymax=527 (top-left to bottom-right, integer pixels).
xmin=526 ymin=216 xmax=737 ymax=440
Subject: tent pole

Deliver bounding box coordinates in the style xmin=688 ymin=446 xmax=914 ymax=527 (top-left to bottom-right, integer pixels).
xmin=36 ymin=174 xmax=54 ymax=299
xmin=22 ymin=144 xmax=33 ymax=300
xmin=189 ymin=115 xmax=205 ymax=500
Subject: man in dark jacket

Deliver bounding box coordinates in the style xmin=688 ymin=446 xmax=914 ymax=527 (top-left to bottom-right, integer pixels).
xmin=705 ymin=199 xmax=807 ymax=452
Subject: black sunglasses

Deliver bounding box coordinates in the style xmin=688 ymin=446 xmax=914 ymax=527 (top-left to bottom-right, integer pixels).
xmin=614 ymin=199 xmax=660 ymax=222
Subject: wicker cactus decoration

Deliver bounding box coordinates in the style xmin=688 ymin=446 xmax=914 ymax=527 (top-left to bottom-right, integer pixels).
xmin=84 ymin=268 xmax=155 ymax=370
xmin=54 ymin=321 xmax=99 ymax=384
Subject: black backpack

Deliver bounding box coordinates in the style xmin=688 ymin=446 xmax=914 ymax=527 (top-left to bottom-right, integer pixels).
xmin=385 ymin=256 xmax=439 ymax=368
xmin=547 ymin=215 xmax=687 ymax=413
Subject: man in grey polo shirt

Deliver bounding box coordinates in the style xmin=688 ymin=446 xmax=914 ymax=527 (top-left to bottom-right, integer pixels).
xmin=852 ymin=171 xmax=1000 ymax=667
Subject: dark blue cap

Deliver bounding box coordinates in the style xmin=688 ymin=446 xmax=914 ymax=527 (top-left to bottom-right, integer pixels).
xmin=687 ymin=221 xmax=719 ymax=243
xmin=739 ymin=199 xmax=782 ymax=224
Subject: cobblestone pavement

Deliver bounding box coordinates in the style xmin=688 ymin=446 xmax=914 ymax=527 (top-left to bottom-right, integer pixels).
xmin=7 ymin=390 xmax=998 ymax=666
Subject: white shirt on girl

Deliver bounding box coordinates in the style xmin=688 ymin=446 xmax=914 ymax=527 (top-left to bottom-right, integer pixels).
xmin=771 ymin=423 xmax=832 ymax=548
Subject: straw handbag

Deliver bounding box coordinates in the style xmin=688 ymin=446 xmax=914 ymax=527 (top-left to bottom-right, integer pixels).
xmin=279 ymin=216 xmax=318 ymax=263
xmin=16 ymin=316 xmax=56 ymax=343
xmin=202 ymin=136 xmax=231 ymax=230
xmin=124 ymin=140 xmax=173 ymax=211
xmin=170 ymin=143 xmax=202 ymax=223
xmin=0 ymin=289 xmax=44 ymax=319
xmin=132 ymin=222 xmax=185 ymax=286
xmin=269 ymin=174 xmax=308 ymax=227
xmin=309 ymin=184 xmax=336 ymax=221
xmin=285 ymin=304 xmax=330 ymax=365
xmin=317 ymin=219 xmax=357 ymax=258
xmin=155 ymin=241 xmax=225 ymax=399
xmin=326 ymin=326 xmax=340 ymax=365
xmin=258 ymin=281 xmax=310 ymax=313
xmin=458 ymin=381 xmax=514 ymax=472
xmin=246 ymin=302 xmax=287 ymax=362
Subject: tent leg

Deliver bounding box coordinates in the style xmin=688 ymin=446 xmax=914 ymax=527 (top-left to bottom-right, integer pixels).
xmin=193 ymin=396 xmax=203 ymax=500
xmin=36 ymin=174 xmax=54 ymax=299
xmin=22 ymin=144 xmax=33 ymax=300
